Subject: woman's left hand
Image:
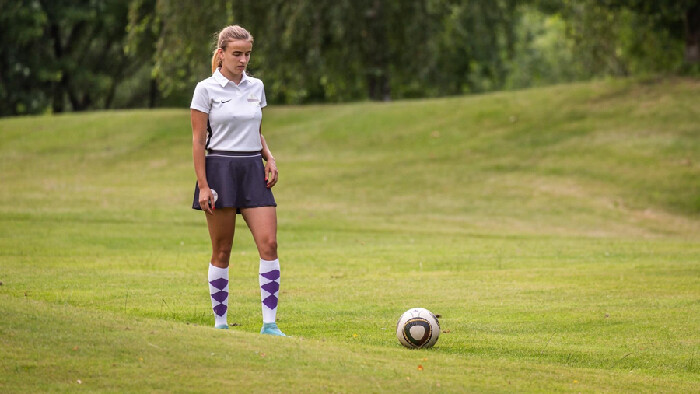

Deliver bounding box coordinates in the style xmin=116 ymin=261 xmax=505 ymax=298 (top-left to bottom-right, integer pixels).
xmin=265 ymin=158 xmax=278 ymax=188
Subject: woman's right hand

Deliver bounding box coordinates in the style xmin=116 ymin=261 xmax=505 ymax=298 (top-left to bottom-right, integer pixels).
xmin=198 ymin=187 xmax=215 ymax=215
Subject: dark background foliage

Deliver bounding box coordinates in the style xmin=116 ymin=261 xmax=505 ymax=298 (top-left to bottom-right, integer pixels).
xmin=1 ymin=0 xmax=698 ymax=116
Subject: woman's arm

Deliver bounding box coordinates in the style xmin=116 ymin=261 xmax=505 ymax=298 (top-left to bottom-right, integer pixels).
xmin=192 ymin=109 xmax=214 ymax=214
xmin=259 ymin=119 xmax=278 ymax=188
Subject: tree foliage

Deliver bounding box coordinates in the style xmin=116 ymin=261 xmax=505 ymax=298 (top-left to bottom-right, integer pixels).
xmin=0 ymin=0 xmax=696 ymax=116
xmin=0 ymin=0 xmax=48 ymax=115
xmin=0 ymin=0 xmax=137 ymax=115
xmin=151 ymin=0 xmax=521 ymax=104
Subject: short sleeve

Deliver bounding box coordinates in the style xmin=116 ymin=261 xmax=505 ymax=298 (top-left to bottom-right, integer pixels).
xmin=190 ymin=82 xmax=210 ymax=113
xmin=260 ymin=84 xmax=267 ymax=109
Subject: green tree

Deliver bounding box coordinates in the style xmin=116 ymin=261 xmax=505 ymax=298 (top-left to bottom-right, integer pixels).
xmin=38 ymin=0 xmax=134 ymax=112
xmin=505 ymin=8 xmax=581 ymax=89
xmin=429 ymin=0 xmax=519 ymax=95
xmin=3 ymin=0 xmax=694 ymax=116
xmin=601 ymin=0 xmax=699 ymax=64
xmin=150 ymin=0 xmax=522 ymax=104
xmin=0 ymin=0 xmax=49 ymax=115
xmin=123 ymin=0 xmax=160 ymax=108
xmin=0 ymin=0 xmax=155 ymax=116
xmin=532 ymin=0 xmax=697 ymax=79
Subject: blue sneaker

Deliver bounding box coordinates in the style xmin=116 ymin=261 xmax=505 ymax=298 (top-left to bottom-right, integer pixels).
xmin=260 ymin=322 xmax=286 ymax=336
xmin=214 ymin=324 xmax=229 ymax=329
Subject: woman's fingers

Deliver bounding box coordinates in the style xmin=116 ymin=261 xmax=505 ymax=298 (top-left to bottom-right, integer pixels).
xmin=200 ymin=189 xmax=214 ymax=215
xmin=268 ymin=170 xmax=278 ymax=187
xmin=265 ymin=162 xmax=278 ymax=188
xmin=200 ymin=198 xmax=213 ymax=215
xmin=207 ymin=196 xmax=215 ymax=214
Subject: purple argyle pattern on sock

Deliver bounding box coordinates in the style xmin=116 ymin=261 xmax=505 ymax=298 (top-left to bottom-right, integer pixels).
xmin=260 ymin=270 xmax=279 ymax=310
xmin=213 ymin=303 xmax=227 ymax=317
xmin=261 ymin=281 xmax=279 ymax=294
xmin=209 ymin=277 xmax=229 ymax=317
xmin=262 ymin=295 xmax=278 ymax=309
xmin=210 ymin=277 xmax=228 ymax=290
xmin=211 ymin=290 xmax=228 ymax=303
xmin=260 ymin=270 xmax=280 ymax=281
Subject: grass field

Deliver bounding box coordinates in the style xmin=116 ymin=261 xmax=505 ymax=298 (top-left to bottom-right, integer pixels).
xmin=1 ymin=77 xmax=699 ymax=392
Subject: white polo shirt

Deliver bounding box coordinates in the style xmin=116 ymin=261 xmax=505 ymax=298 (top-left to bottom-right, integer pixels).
xmin=190 ymin=68 xmax=267 ymax=152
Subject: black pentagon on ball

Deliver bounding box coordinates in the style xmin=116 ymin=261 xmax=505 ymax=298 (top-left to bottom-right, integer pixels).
xmin=402 ymin=317 xmax=433 ymax=348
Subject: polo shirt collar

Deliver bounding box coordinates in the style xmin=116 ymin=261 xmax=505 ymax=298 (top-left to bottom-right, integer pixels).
xmin=213 ymin=68 xmax=249 ymax=87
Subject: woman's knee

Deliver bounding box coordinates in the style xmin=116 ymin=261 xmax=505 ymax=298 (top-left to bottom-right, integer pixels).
xmin=259 ymin=237 xmax=278 ymax=258
xmin=213 ymin=244 xmax=233 ymax=262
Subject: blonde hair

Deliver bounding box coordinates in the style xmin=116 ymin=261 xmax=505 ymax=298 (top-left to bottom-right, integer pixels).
xmin=211 ymin=25 xmax=254 ymax=73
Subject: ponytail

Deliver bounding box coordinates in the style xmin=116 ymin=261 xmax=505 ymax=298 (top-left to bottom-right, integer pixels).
xmin=211 ymin=48 xmax=221 ymax=74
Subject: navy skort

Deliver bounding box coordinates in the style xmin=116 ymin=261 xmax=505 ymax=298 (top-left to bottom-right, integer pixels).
xmin=192 ymin=151 xmax=276 ymax=213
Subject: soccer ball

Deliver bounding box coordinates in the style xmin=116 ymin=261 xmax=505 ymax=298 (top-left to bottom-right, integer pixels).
xmin=396 ymin=308 xmax=440 ymax=349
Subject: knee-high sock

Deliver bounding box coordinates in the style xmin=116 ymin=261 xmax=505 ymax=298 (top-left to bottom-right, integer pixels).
xmin=208 ymin=263 xmax=229 ymax=327
xmin=259 ymin=258 xmax=280 ymax=323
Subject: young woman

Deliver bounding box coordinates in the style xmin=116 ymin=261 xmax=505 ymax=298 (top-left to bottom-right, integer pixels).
xmin=190 ymin=25 xmax=284 ymax=336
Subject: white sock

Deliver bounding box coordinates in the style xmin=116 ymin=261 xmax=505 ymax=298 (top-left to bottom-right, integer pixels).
xmin=208 ymin=263 xmax=229 ymax=327
xmin=259 ymin=258 xmax=280 ymax=323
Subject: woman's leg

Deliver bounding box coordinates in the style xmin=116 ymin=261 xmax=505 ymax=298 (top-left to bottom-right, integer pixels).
xmin=207 ymin=208 xmax=237 ymax=267
xmin=242 ymin=206 xmax=285 ymax=335
xmin=241 ymin=206 xmax=277 ymax=260
xmin=205 ymin=208 xmax=236 ymax=328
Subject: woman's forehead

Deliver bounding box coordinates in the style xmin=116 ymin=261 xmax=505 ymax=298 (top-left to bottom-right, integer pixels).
xmin=225 ymin=40 xmax=252 ymax=52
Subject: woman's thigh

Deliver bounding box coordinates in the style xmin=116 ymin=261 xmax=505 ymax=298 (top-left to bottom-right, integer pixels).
xmin=241 ymin=207 xmax=277 ymax=258
xmin=206 ymin=207 xmax=237 ymax=251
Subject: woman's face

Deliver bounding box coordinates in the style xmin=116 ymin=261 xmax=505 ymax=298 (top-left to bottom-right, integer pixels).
xmin=219 ymin=39 xmax=252 ymax=80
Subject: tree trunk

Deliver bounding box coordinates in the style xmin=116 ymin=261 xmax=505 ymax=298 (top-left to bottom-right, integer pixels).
xmin=149 ymin=77 xmax=158 ymax=108
xmin=364 ymin=0 xmax=391 ymax=101
xmin=49 ymin=23 xmax=64 ymax=113
xmin=686 ymin=5 xmax=700 ymax=63
xmin=67 ymin=84 xmax=82 ymax=111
